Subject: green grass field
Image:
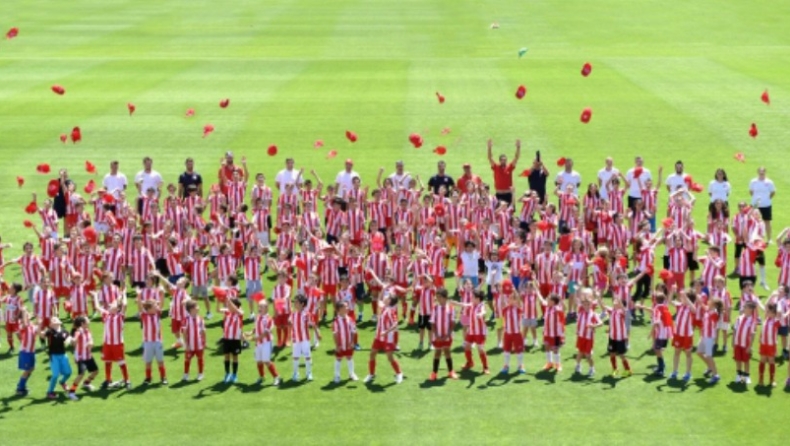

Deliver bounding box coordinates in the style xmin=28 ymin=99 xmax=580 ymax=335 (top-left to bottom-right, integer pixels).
xmin=2 ymin=0 xmax=790 ymax=444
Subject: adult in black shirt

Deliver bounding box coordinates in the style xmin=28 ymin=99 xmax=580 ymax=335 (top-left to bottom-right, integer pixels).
xmin=527 ymin=159 xmax=550 ymax=204
xmin=177 ymin=157 xmax=203 ymax=198
xmin=428 ymin=160 xmax=455 ymax=195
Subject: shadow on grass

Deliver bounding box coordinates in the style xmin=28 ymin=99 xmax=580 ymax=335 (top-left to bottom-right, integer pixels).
xmin=725 ymin=382 xmax=749 ymax=394
xmin=533 ymin=369 xmax=557 ymax=385
xmin=485 ymin=372 xmax=514 ymax=388
xmin=655 ymin=377 xmax=690 ymax=393
xmin=408 ymin=348 xmax=430 ymax=359
xmin=754 ymin=384 xmax=774 ymax=398
xmin=193 ymin=381 xmax=234 ymax=399
xmin=364 ymin=380 xmax=398 ymax=393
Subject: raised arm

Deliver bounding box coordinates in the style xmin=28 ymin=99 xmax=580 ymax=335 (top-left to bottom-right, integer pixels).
xmin=487 ymin=139 xmax=495 ymax=166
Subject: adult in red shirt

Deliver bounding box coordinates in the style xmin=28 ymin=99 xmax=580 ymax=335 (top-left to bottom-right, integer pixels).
xmin=487 ymin=139 xmax=521 ymax=205
xmin=456 ymin=163 xmax=482 ymax=195
xmin=218 ymin=151 xmax=242 ymax=195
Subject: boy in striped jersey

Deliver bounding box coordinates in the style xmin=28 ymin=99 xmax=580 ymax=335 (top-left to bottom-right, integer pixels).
xmin=574 ymin=289 xmax=603 ymax=378
xmin=500 ymin=284 xmax=526 ymax=375
xmin=428 ymin=288 xmax=470 ymax=381
xmin=182 ymin=301 xmax=206 ymax=381
xmin=758 ymin=303 xmax=779 ymax=387
xmin=15 ymin=307 xmax=37 ymax=396
xmin=221 ymin=297 xmax=244 ymax=383
xmin=733 ymin=301 xmax=758 ymax=385
xmin=605 ymin=297 xmax=632 ymax=377
xmin=697 ymin=298 xmax=723 ymax=384
xmin=669 ymin=289 xmax=696 ymax=382
xmin=249 ymin=300 xmax=280 ymax=386
xmin=136 ymin=295 xmax=168 ymax=386
xmin=637 ymin=293 xmax=672 ymax=377
xmin=290 ymin=295 xmax=314 ymax=382
xmin=332 ymin=301 xmax=358 ymax=383
xmin=93 ymin=291 xmax=130 ymax=390
xmin=462 ymin=290 xmax=489 ymax=374
xmin=69 ymin=316 xmax=99 ymax=396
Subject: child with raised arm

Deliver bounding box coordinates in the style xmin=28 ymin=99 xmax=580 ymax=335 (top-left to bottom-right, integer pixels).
xmin=221 ymin=296 xmax=244 ymax=383
xmin=41 ymin=317 xmax=74 ymax=400
xmin=363 ymin=270 xmax=404 ymax=384
xmin=668 ymin=288 xmax=697 ymax=382
xmin=1 ymin=283 xmax=24 ymax=352
xmin=15 ymin=308 xmax=37 ymax=396
xmin=697 ymin=298 xmax=723 ymax=384
xmin=428 ymin=287 xmax=470 ymax=381
xmin=636 ymin=293 xmax=673 ymax=377
xmin=605 ymin=296 xmax=632 ymax=377
xmin=500 ymin=280 xmax=526 ymax=375
xmin=93 ymin=291 xmax=130 ymax=390
xmin=290 ymin=295 xmax=314 ymax=382
xmin=136 ymin=294 xmax=168 ymax=386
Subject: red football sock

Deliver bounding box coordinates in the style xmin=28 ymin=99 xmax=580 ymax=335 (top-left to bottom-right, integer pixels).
xmin=770 ymin=363 xmax=776 ymax=381
xmin=401 ymin=300 xmax=407 ymax=318
xmin=145 ymin=366 xmax=152 ymax=380
xmin=391 ymin=360 xmax=401 ymax=374
xmin=479 ymin=352 xmax=488 ymax=369
xmin=759 ymin=362 xmax=765 ymax=380
xmin=6 ymin=334 xmax=13 ymax=349
xmin=184 ymin=357 xmax=191 ymax=374
xmin=609 ymin=356 xmax=617 ymax=369
xmin=353 ymin=332 xmax=358 ymax=345
xmin=622 ymin=358 xmax=631 ymax=371
xmin=464 ymin=350 xmax=473 ymax=364
xmin=257 ymin=363 xmax=265 ymax=377
xmin=409 ymin=308 xmax=416 ymax=323
xmin=372 ymin=300 xmax=379 ymax=314
xmin=369 ymin=360 xmax=376 ymax=375
xmin=197 ymin=351 xmax=204 ymax=373
xmin=120 ymin=364 xmax=129 ymax=381
xmin=267 ymin=363 xmax=278 ymax=377
xmin=158 ymin=365 xmax=166 ymax=379
xmin=105 ymin=362 xmax=112 ymax=381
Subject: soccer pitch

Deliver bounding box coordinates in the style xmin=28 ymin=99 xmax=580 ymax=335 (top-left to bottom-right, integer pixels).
xmin=1 ymin=0 xmax=789 ymax=444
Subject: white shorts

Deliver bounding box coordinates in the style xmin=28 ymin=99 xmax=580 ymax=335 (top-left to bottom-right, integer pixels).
xmin=246 ymin=280 xmax=263 ymax=298
xmin=95 ymin=222 xmax=110 ymax=234
xmin=257 ymin=231 xmax=270 ymax=247
xmin=292 ymin=340 xmax=311 ymax=359
xmin=697 ymin=337 xmax=714 ymax=357
xmin=143 ymin=341 xmax=164 ymax=363
xmin=521 ymin=318 xmax=537 ymax=328
xmin=254 ymin=342 xmax=273 ymax=362
xmin=716 ymin=321 xmax=730 ymax=331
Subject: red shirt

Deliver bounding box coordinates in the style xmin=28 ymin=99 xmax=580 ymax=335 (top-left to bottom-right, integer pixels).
xmin=456 ymin=173 xmax=482 ymax=194
xmin=491 ymin=163 xmax=516 ymax=191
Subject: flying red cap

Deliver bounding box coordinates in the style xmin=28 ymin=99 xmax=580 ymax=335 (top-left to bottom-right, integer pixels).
xmin=581 ymin=62 xmax=592 ymax=77
xmin=267 ymin=145 xmax=278 ymax=156
xmin=580 ymin=107 xmax=592 ymax=123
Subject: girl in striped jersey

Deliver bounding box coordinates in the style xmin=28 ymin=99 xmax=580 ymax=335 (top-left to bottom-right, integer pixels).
xmin=636 ymin=293 xmax=672 ymax=377
xmin=462 ymin=290 xmax=489 ymax=374
xmin=697 ymin=298 xmax=723 ymax=384
xmin=669 ymin=289 xmax=697 ymax=382
xmin=709 ymin=275 xmax=732 ymax=353
xmin=182 ymin=301 xmax=206 ymax=381
xmin=2 ymin=283 xmax=24 ymax=352
xmin=332 ymin=301 xmax=358 ymax=383
xmin=92 ymin=291 xmax=130 ymax=390
xmin=289 ymin=295 xmax=314 ymax=382
xmin=428 ymin=288 xmax=470 ymax=381
xmin=758 ymin=303 xmax=780 ymax=387
xmin=221 ymin=296 xmax=244 ymax=384
xmin=248 ymin=300 xmax=280 ymax=386
xmin=136 ymin=294 xmax=168 ymax=386
xmin=574 ymin=289 xmax=603 ymax=378
xmin=70 ymin=316 xmax=99 ymax=396
xmin=605 ymin=296 xmax=632 ymax=378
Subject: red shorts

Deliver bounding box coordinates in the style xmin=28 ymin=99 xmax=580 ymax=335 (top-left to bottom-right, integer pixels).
xmin=171 ymin=319 xmax=183 ymax=334
xmin=39 ymin=317 xmax=51 ymax=329
xmin=576 ymin=337 xmax=593 ymax=355
xmin=54 ymin=287 xmax=70 ymax=298
xmin=335 ymin=349 xmax=354 ymax=359
xmin=102 ymin=344 xmax=125 ymax=362
xmin=384 ymin=217 xmax=393 ymax=228
xmin=322 ymin=284 xmax=338 ymax=296
xmin=5 ymin=322 xmax=19 ymax=334
xmin=544 ymin=336 xmax=565 ymax=349
xmin=65 ymin=214 xmax=78 ymax=229
xmin=367 ymin=282 xmax=383 ymax=293
xmin=692 ymin=319 xmax=702 ymax=329
xmin=433 ymin=276 xmax=445 ymax=288
xmin=394 ymin=283 xmax=408 ymax=296
xmin=759 ymin=344 xmax=776 ymax=358
xmin=464 ymin=334 xmax=486 ymax=345
xmin=539 ymin=283 xmax=552 ymax=299
xmin=502 ymin=333 xmax=524 ymax=353
xmin=274 ymin=314 xmax=289 ymax=327
xmin=733 ymin=345 xmax=751 ymax=362
xmin=371 ymin=339 xmax=395 ymax=352
xmin=672 ymin=335 xmax=693 ymax=350
xmin=432 ymin=339 xmax=452 ymax=349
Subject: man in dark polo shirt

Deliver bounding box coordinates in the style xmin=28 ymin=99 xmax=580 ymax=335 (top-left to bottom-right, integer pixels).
xmin=487 ymin=138 xmax=521 ymax=205
xmin=527 ymin=158 xmax=550 ymax=204
xmin=178 ymin=157 xmax=203 ymax=198
xmin=428 ymin=160 xmax=454 ymax=194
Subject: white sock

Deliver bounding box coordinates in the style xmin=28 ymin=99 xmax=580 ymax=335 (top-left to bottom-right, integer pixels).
xmin=555 ymin=352 xmax=561 ymax=364
xmin=517 ymin=353 xmax=524 ymax=368
xmin=292 ymin=359 xmax=299 ymax=375
xmin=759 ymin=267 xmax=766 ymax=282
xmin=306 ymin=359 xmax=312 ymax=375
xmin=546 ymin=351 xmax=552 ymax=363
xmin=503 ymin=353 xmax=511 ymax=368
xmin=347 ymin=359 xmax=355 ymax=376
xmin=334 ymin=360 xmax=341 ymax=377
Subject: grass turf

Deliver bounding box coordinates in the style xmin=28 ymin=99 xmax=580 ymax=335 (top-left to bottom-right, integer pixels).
xmin=1 ymin=0 xmax=790 ymax=444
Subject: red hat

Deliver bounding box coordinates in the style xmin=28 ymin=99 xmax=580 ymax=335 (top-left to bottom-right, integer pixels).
xmin=519 ymin=169 xmax=531 ymax=177
xmin=185 ymin=108 xmax=195 ymax=117
xmin=6 ymin=27 xmax=19 ymax=39
xmin=16 ymin=176 xmax=24 ymax=187
xmin=267 ymin=145 xmax=278 ymax=156
xmin=659 ymin=269 xmax=673 ymax=282
xmin=212 ymin=287 xmax=228 ymax=302
xmin=51 ymin=85 xmax=65 ymax=95
xmin=408 ymin=133 xmax=423 ymax=148
xmin=749 ymin=123 xmax=758 ymax=138
xmin=501 ymin=279 xmax=514 ymax=294
xmin=25 ymin=201 xmax=37 ymax=214
xmin=84 ymin=179 xmax=96 ymax=194
xmin=556 ymin=157 xmax=566 ymax=167
xmin=326 ymin=150 xmax=338 ymax=159
xmin=580 ymin=107 xmax=592 ymax=123
xmin=761 ymin=89 xmax=770 ymax=105
xmin=436 ymin=92 xmax=445 ymax=104
xmin=47 ymin=179 xmax=60 ymax=197
xmin=70 ymin=126 xmax=81 ymax=144
xmin=314 ymin=140 xmax=324 ymax=148
xmin=662 ymin=217 xmax=674 ymax=229
xmin=83 ymin=227 xmax=98 ymax=245
xmin=515 ymin=85 xmax=527 ymax=99
xmin=345 ymin=130 xmax=358 ymax=143
xmin=734 ymin=152 xmax=745 ymax=163
xmin=85 ymin=160 xmax=96 ymax=174
xmin=59 ymin=134 xmax=67 ymax=143
xmin=102 ymin=193 xmax=116 ymax=205
xmin=219 ymin=98 xmax=230 ymax=108
xmin=433 ymin=146 xmax=447 ymax=156
xmin=127 ymin=102 xmax=136 ymax=116
xmin=23 ymin=220 xmax=33 ymax=228
xmin=37 ymin=163 xmax=51 ymax=174
xmin=581 ymin=62 xmax=592 ymax=77
xmin=203 ymin=124 xmax=214 ymax=138
xmin=634 ymin=166 xmax=643 ymax=178
xmin=251 ymin=292 xmax=265 ymax=303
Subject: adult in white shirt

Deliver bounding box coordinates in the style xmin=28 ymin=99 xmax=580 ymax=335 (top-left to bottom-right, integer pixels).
xmin=597 ymin=157 xmax=619 ymax=201
xmin=665 ymin=160 xmax=689 ymax=193
xmin=275 ymin=158 xmax=303 ymax=195
xmin=624 ymin=156 xmax=651 ymax=210
xmin=335 ymin=158 xmax=360 ymax=197
xmin=554 ymin=158 xmax=581 ymax=196
xmin=387 ymin=160 xmax=411 ymax=190
xmin=749 ymin=166 xmax=776 ymax=241
xmin=134 ymin=156 xmax=163 ymax=216
xmin=707 ymin=168 xmax=731 ymax=204
xmin=102 ymin=159 xmax=127 ymax=199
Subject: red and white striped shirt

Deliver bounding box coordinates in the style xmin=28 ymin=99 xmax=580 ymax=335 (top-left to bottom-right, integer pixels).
xmin=430 ymin=304 xmax=454 ymax=339
xmin=170 ymin=288 xmax=188 ymax=321
xmin=73 ymin=327 xmax=93 ymax=361
xmin=18 ymin=325 xmax=37 ymax=353
xmin=223 ymin=312 xmax=243 ymax=340
xmin=375 ymin=306 xmax=398 ymax=343
xmin=535 ymin=252 xmax=558 ymax=284
xmin=140 ymin=311 xmax=162 ymax=342
xmin=674 ymin=304 xmax=694 ymax=337
xmin=17 ymin=254 xmax=44 ymax=287
xmin=70 ymin=285 xmax=89 ymax=315
xmin=501 ymin=305 xmax=522 ymax=335
xmin=733 ymin=314 xmax=756 ymax=347
xmin=273 ymin=284 xmax=292 ymax=315
xmin=576 ymin=309 xmax=600 ymax=340
xmin=190 ymin=258 xmax=210 ymax=287
xmin=102 ymin=313 xmax=125 ymax=345
xmin=244 ymin=255 xmax=261 ymax=281
xmin=33 ymin=288 xmax=56 ymax=320
xmin=468 ymin=303 xmax=487 ymax=336
xmin=701 ymin=310 xmax=719 ymax=339
xmin=416 ymin=286 xmax=435 ymax=316
xmin=128 ymin=248 xmax=154 ymax=283
xmin=543 ymin=305 xmax=565 ymax=338
xmin=290 ymin=310 xmax=311 ymax=342
xmin=102 ymin=247 xmax=125 ymax=279
xmin=255 ymin=314 xmax=273 ymax=344
xmin=332 ymin=315 xmax=356 ymax=351
xmin=318 ymin=256 xmax=339 ymax=285
xmin=608 ymin=308 xmax=628 ymax=341
xmin=652 ymin=304 xmax=673 ymax=339
xmin=760 ymin=317 xmax=779 ymax=347
xmin=183 ymin=315 xmax=206 ymax=351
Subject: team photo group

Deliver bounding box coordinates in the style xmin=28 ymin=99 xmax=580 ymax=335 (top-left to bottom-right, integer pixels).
xmin=3 ymin=144 xmax=790 ymax=401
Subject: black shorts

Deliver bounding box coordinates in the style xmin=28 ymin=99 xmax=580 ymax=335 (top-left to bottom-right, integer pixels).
xmin=739 ymin=276 xmax=756 ymax=290
xmin=662 ymin=255 xmax=670 ymax=270
xmin=478 ymin=258 xmax=486 ymax=274
xmin=77 ymin=358 xmax=99 ymax=374
xmin=607 ymin=339 xmax=628 ymax=355
xmin=131 ymin=281 xmax=146 ymax=290
xmin=155 ymin=258 xmax=170 ymax=277
xmin=759 ymin=206 xmax=772 ymax=222
xmin=495 ymin=192 xmax=513 ymax=206
xmin=652 ymin=339 xmax=668 ymax=351
xmin=734 ymin=242 xmax=745 ymax=259
xmin=338 ymin=266 xmax=349 ymax=277
xmin=686 ymin=253 xmax=699 ymax=271
xmin=417 ymin=315 xmax=431 ymax=330
xmin=223 ymin=339 xmax=242 ymax=355
xmin=756 ymin=251 xmax=765 ymax=267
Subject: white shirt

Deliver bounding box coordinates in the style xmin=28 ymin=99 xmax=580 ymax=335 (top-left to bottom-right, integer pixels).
xmin=597 ymin=167 xmax=619 ymax=200
xmin=665 ymin=173 xmax=688 ymax=192
xmin=485 ymin=261 xmax=504 ymax=285
xmin=134 ymin=170 xmax=163 ymax=197
xmin=388 ymin=172 xmax=411 ymax=190
xmin=707 ymin=180 xmax=731 ymax=203
xmin=275 ymin=168 xmax=303 ymax=195
xmin=625 ymin=167 xmax=651 ymax=198
xmin=102 ymin=172 xmax=128 ymax=198
xmin=750 ymin=177 xmax=776 ymax=207
xmin=335 ymin=170 xmax=360 ymax=196
xmin=459 ymin=251 xmax=481 ymax=277
xmin=555 ymin=170 xmax=582 ymax=195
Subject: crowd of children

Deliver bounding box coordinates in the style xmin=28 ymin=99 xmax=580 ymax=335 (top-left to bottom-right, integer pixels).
xmin=1 ymin=153 xmax=789 ymax=400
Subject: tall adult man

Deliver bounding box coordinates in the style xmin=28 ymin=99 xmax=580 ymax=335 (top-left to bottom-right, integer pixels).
xmin=134 ymin=157 xmax=163 ymax=215
xmin=275 ymin=158 xmax=303 ymax=195
xmin=625 ymin=156 xmax=651 ymax=210
xmin=487 ymin=139 xmax=521 ymax=205
xmin=597 ymin=157 xmax=619 ymax=201
xmin=102 ymin=160 xmax=127 ymax=200
xmin=456 ymin=163 xmax=482 ymax=194
xmin=335 ymin=159 xmax=360 ymax=197
xmin=665 ymin=160 xmax=688 ymax=193
xmin=554 ymin=158 xmax=581 ymax=196
xmin=750 ymin=166 xmax=776 ymax=242
xmin=178 ymin=157 xmax=203 ymax=198
xmin=388 ymin=160 xmax=411 ymax=190
xmin=428 ymin=160 xmax=454 ymax=195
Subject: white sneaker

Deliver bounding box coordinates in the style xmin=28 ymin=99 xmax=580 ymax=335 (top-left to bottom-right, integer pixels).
xmin=307 ymin=373 xmax=313 ymax=381
xmin=349 ymin=373 xmax=359 ymax=381
xmin=533 ymin=339 xmax=539 ymax=348
xmin=363 ymin=374 xmax=375 ymax=383
xmin=82 ymin=384 xmax=95 ymax=391
xmin=182 ymin=373 xmax=189 ymax=382
xmin=760 ymin=282 xmax=770 ymax=291
xmin=273 ymin=377 xmax=281 ymax=386
xmin=205 ymin=312 xmax=213 ymax=320
xmin=313 ymin=341 xmax=319 ymax=349
xmin=370 ymin=315 xmax=378 ymax=322
xmin=395 ymin=373 xmax=404 ymax=384
xmin=249 ymin=315 xmax=255 ymax=321
xmin=588 ymin=369 xmax=595 ymax=378
xmin=292 ymin=373 xmax=300 ymax=382
xmin=574 ymin=365 xmax=581 ymax=374
xmin=68 ymin=392 xmax=79 ymax=401
xmin=735 ymin=375 xmax=742 ymax=383
xmin=333 ymin=375 xmax=341 ymax=384
xmin=744 ymin=376 xmax=752 ymax=385
xmin=430 ymin=344 xmax=435 ymax=351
